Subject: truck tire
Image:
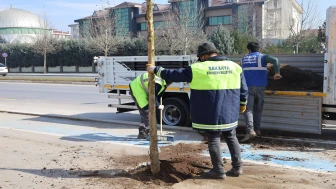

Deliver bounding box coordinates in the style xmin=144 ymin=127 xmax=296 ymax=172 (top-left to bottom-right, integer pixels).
xmin=157 ymin=97 xmax=191 ymax=127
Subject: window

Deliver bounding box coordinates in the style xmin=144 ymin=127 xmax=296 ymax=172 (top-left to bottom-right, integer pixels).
xmin=208 ymin=16 xmax=232 ymax=26
xmin=139 ymin=23 xmax=147 ymax=31
xmin=11 ymin=30 xmax=14 ymax=34
xmin=138 ymin=21 xmax=165 ymax=31
xmin=154 ymin=21 xmax=164 ymax=29
xmin=115 ymin=8 xmax=130 ymax=36
xmin=3 ymin=30 xmax=6 ymax=34
xmin=19 ymin=30 xmax=22 ymax=34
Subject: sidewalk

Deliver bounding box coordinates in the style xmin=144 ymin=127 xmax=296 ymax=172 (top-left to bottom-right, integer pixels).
xmin=1 ymin=127 xmax=335 ymax=189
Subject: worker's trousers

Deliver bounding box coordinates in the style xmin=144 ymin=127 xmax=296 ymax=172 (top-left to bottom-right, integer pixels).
xmin=129 ymin=89 xmax=149 ymax=129
xmin=244 ymin=86 xmax=265 ymax=134
xmin=205 ymin=129 xmax=242 ymax=173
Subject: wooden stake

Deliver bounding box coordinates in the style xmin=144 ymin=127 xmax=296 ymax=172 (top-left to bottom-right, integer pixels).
xmin=146 ymin=0 xmax=160 ymax=175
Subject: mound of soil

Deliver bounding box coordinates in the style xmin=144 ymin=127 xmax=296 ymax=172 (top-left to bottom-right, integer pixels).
xmin=267 ymin=64 xmax=323 ymax=91
xmin=121 ymin=143 xmax=212 ymax=186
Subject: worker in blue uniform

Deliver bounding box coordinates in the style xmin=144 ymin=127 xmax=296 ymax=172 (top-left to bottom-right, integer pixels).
xmin=147 ymin=42 xmax=248 ymax=179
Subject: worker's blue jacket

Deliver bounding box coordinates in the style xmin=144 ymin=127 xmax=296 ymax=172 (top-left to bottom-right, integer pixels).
xmin=241 ymin=52 xmax=268 ymax=87
xmin=154 ymin=56 xmax=248 ymax=131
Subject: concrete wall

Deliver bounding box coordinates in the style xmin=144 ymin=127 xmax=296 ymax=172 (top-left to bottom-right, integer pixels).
xmin=205 ymin=8 xmax=232 ymax=17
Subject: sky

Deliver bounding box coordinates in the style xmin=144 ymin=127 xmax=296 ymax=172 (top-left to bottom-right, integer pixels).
xmin=0 ymin=0 xmax=335 ymax=32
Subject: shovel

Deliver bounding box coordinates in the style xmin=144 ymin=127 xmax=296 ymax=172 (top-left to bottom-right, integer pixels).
xmin=157 ymin=97 xmax=175 ymax=142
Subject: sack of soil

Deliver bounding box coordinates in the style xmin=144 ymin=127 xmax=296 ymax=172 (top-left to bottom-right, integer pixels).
xmin=267 ymin=64 xmax=323 ymax=92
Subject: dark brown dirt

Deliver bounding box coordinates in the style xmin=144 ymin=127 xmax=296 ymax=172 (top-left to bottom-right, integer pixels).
xmin=267 ymin=64 xmax=323 ymax=91
xmin=119 ymin=143 xmax=211 ymax=186
xmin=248 ymin=137 xmax=335 ymax=152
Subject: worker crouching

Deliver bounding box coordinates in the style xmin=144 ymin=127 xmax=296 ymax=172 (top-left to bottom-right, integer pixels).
xmin=129 ymin=72 xmax=171 ymax=139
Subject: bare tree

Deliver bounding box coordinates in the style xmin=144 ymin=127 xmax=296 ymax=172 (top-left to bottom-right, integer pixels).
xmin=231 ymin=2 xmax=264 ymax=40
xmin=33 ymin=13 xmax=61 ymax=74
xmin=287 ymin=0 xmax=321 ymax=54
xmin=87 ymin=0 xmax=123 ymax=56
xmin=156 ymin=0 xmax=207 ymax=55
xmin=155 ymin=12 xmax=181 ymax=55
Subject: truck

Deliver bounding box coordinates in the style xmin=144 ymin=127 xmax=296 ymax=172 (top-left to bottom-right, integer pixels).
xmin=94 ymin=6 xmax=336 ymax=135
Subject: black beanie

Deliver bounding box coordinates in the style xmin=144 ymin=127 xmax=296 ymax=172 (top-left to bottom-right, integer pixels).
xmin=197 ymin=42 xmax=219 ymax=57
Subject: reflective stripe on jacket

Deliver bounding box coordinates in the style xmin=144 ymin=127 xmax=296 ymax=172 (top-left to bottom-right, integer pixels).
xmin=129 ymin=73 xmax=166 ymax=108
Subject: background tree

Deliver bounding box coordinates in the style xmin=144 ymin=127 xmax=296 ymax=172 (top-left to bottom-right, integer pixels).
xmin=0 ymin=36 xmax=7 ymax=44
xmin=122 ymin=37 xmax=148 ymax=56
xmin=317 ymin=21 xmax=326 ymax=52
xmin=155 ymin=12 xmax=181 ymax=55
xmin=88 ymin=0 xmax=123 ymax=57
xmin=231 ymin=2 xmax=263 ymax=41
xmin=157 ymin=0 xmax=207 ymax=55
xmin=210 ymin=25 xmax=235 ymax=55
xmin=32 ymin=13 xmax=61 ymax=73
xmin=230 ymin=29 xmax=257 ymax=54
xmin=287 ymin=0 xmax=321 ymax=54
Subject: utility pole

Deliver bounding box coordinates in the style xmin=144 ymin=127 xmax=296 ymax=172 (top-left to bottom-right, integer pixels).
xmin=146 ymin=0 xmax=160 ymax=175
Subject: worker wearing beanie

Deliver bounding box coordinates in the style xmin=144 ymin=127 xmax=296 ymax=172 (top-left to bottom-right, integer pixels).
xmin=147 ymin=42 xmax=248 ymax=179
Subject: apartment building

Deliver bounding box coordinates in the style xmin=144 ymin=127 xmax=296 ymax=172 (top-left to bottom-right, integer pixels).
xmin=68 ymin=24 xmax=79 ymax=39
xmin=73 ymin=0 xmax=303 ymax=42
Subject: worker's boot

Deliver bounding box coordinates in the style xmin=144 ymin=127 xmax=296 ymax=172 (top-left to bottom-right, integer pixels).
xmin=226 ymin=167 xmax=243 ymax=177
xmin=240 ymin=131 xmax=256 ymax=142
xmin=202 ymin=169 xmax=226 ymax=179
xmin=255 ymin=130 xmax=261 ymax=136
xmin=137 ymin=126 xmax=148 ymax=139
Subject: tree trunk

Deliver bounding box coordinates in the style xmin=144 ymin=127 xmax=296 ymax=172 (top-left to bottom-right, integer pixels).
xmin=105 ymin=29 xmax=108 ymax=57
xmin=146 ymin=0 xmax=160 ymax=175
xmin=43 ymin=48 xmax=47 ymax=74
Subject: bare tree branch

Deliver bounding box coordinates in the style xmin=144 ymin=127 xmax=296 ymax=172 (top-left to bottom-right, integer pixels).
xmin=156 ymin=0 xmax=207 ymax=55
xmin=87 ymin=0 xmax=124 ymax=56
xmin=33 ymin=12 xmax=61 ymax=73
xmin=287 ymin=0 xmax=322 ymax=53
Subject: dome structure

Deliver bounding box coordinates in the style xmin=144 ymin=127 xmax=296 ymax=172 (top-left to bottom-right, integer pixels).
xmin=0 ymin=8 xmax=45 ymax=28
xmin=0 ymin=8 xmax=47 ymax=44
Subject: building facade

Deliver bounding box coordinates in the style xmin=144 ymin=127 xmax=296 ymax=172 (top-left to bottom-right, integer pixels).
xmin=51 ymin=29 xmax=71 ymax=40
xmin=68 ymin=24 xmax=80 ymax=38
xmin=74 ymin=0 xmax=303 ymax=42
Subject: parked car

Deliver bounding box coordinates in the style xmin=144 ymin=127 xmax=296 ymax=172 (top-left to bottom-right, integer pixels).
xmin=0 ymin=63 xmax=8 ymax=76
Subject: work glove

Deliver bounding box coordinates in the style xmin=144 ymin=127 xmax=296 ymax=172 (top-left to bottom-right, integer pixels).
xmin=240 ymin=105 xmax=246 ymax=113
xmin=274 ymin=73 xmax=282 ymax=80
xmin=146 ymin=64 xmax=156 ymax=73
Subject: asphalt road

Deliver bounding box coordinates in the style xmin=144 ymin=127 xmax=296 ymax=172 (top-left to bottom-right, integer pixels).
xmin=0 ymin=82 xmax=140 ymax=123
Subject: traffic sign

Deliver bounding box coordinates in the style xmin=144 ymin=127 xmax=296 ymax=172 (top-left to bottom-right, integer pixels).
xmin=2 ymin=52 xmax=8 ymax=58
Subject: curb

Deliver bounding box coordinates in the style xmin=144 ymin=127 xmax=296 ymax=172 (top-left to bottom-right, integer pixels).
xmin=0 ymin=110 xmax=194 ymax=132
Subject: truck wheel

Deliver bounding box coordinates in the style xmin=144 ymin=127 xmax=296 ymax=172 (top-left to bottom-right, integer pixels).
xmin=157 ymin=97 xmax=190 ymax=127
